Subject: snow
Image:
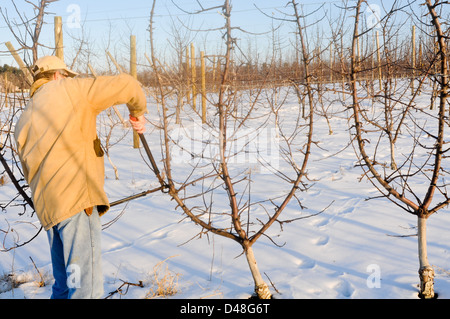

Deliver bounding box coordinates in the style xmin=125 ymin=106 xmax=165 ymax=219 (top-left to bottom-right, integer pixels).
xmin=1 ymin=82 xmax=450 ymax=300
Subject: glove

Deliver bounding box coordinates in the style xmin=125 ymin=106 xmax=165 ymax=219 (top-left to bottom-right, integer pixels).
xmin=129 ymin=114 xmax=146 ymax=134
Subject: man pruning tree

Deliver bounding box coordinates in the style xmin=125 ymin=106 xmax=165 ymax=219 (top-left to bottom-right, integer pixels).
xmin=14 ymin=55 xmax=147 ymax=299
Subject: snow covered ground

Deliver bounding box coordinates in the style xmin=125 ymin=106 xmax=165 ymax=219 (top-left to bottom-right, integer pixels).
xmin=1 ymin=83 xmax=450 ymax=300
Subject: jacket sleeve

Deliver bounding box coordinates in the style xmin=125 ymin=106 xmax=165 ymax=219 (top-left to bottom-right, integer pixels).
xmin=81 ymin=73 xmax=147 ymax=116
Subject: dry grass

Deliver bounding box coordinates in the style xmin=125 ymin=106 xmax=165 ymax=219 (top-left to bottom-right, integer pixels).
xmin=0 ymin=255 xmax=50 ymax=297
xmin=0 ymin=174 xmax=7 ymax=186
xmin=145 ymin=255 xmax=181 ymax=299
xmin=0 ymin=270 xmax=46 ymax=294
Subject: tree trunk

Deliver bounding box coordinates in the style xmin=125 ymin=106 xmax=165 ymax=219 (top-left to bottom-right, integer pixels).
xmin=244 ymin=245 xmax=272 ymax=299
xmin=418 ymin=216 xmax=435 ymax=299
xmin=389 ymin=140 xmax=397 ymax=170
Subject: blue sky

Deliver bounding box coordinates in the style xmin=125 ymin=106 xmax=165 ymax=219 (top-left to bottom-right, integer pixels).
xmin=0 ymin=0 xmax=297 ymax=70
xmin=0 ymin=0 xmax=416 ymax=73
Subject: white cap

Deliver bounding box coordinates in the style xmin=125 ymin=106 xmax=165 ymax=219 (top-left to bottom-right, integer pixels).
xmin=32 ymin=56 xmax=78 ymax=78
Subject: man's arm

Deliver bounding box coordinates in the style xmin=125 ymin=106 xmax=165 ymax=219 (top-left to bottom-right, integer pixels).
xmin=81 ymin=73 xmax=147 ymax=117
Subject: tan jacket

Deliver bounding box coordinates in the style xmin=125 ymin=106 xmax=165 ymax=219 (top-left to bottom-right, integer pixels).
xmin=15 ymin=74 xmax=147 ymax=230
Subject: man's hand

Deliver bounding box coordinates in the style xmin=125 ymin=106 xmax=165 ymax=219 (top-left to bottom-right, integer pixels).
xmin=129 ymin=114 xmax=146 ymax=134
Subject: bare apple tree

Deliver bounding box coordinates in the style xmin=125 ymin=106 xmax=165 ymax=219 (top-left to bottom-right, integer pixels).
xmin=348 ymin=0 xmax=449 ymax=299
xmin=146 ymin=0 xmax=318 ymax=298
xmin=1 ymin=0 xmax=58 ymax=65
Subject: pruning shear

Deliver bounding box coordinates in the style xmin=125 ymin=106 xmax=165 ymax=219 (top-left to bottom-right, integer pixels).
xmin=108 ymin=117 xmax=169 ymax=208
xmin=130 ymin=116 xmax=169 ymax=193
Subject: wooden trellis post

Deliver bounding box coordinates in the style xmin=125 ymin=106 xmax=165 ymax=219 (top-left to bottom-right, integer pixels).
xmin=185 ymin=46 xmax=190 ymax=105
xmin=54 ymin=16 xmax=64 ymax=61
xmin=105 ymin=41 xmax=139 ymax=148
xmin=130 ymin=35 xmax=139 ymax=148
xmin=106 ymin=51 xmax=125 ymax=73
xmin=201 ymin=51 xmax=206 ymax=123
xmin=5 ymin=42 xmax=33 ymax=86
xmin=191 ymin=43 xmax=197 ymax=111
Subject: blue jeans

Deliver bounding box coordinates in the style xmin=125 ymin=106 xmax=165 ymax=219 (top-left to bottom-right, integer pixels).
xmin=47 ymin=208 xmax=103 ymax=299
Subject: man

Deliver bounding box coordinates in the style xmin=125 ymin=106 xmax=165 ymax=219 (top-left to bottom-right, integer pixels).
xmin=14 ymin=55 xmax=147 ymax=299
